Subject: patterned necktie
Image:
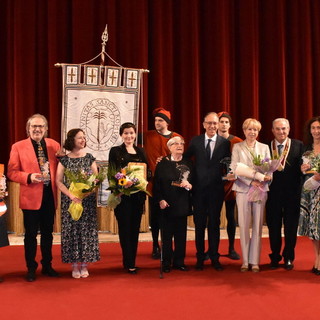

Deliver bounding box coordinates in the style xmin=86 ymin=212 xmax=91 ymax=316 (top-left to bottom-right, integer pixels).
xmin=206 ymin=139 xmax=212 ymax=160
xmin=277 ymin=144 xmax=284 ymax=155
xmin=37 ymin=141 xmax=50 ymax=186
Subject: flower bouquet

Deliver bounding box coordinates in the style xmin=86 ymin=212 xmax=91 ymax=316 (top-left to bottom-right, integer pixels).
xmin=247 ymin=153 xmax=283 ymax=202
xmin=107 ymin=164 xmax=150 ymax=209
xmin=302 ymin=151 xmax=320 ymax=174
xmin=65 ymin=168 xmax=107 ymax=221
xmin=234 ymin=152 xmax=283 ymax=202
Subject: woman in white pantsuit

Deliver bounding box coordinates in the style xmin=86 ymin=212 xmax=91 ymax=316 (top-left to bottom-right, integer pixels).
xmin=230 ymin=118 xmax=271 ymax=272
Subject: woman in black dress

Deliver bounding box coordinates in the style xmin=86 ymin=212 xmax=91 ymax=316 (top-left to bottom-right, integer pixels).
xmin=153 ymin=136 xmax=193 ymax=272
xmin=108 ymin=122 xmax=148 ymax=274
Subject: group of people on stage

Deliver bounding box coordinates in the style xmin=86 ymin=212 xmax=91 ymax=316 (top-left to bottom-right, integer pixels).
xmin=1 ymin=110 xmax=320 ymax=282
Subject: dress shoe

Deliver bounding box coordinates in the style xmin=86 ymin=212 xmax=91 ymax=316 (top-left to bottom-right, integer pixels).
xmin=26 ymin=270 xmax=36 ymax=282
xmin=284 ymin=260 xmax=294 ymax=271
xmin=227 ymin=250 xmax=240 ymax=260
xmin=195 ymin=260 xmax=204 ymax=271
xmin=204 ymin=251 xmax=210 ymax=261
xmin=240 ymin=264 xmax=249 ymax=272
xmin=173 ymin=265 xmax=189 ymax=271
xmin=163 ymin=266 xmax=171 ymax=273
xmin=315 ymin=269 xmax=320 ymax=276
xmin=311 ymin=266 xmax=317 ymax=273
xmin=269 ymin=261 xmax=279 ymax=270
xmin=151 ymin=246 xmax=161 ymax=260
xmin=128 ymin=268 xmax=137 ymax=275
xmin=212 ymin=260 xmax=224 ymax=271
xmin=41 ymin=266 xmax=60 ymax=277
xmin=251 ymin=265 xmax=260 ymax=273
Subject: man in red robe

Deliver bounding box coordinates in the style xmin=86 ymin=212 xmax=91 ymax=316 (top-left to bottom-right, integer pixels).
xmin=217 ymin=111 xmax=242 ymax=260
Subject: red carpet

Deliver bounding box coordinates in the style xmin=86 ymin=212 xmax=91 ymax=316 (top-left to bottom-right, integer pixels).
xmin=0 ymin=236 xmax=318 ymax=320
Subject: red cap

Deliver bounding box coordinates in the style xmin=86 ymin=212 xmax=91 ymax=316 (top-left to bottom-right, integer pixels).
xmin=152 ymin=107 xmax=171 ymax=124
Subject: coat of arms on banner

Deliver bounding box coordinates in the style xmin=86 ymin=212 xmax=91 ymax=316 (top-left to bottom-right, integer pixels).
xmin=61 ymin=64 xmax=141 ymax=162
xmin=60 ymin=64 xmax=143 ymax=206
xmin=56 ymin=26 xmax=149 ymax=207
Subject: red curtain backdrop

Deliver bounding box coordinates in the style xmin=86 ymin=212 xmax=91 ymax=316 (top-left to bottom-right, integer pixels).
xmin=1 ymin=0 xmax=319 ymax=165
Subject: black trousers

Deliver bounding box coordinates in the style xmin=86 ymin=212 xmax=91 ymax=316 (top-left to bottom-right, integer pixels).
xmin=161 ymin=214 xmax=187 ymax=267
xmin=193 ymin=188 xmax=224 ymax=261
xmin=22 ymin=186 xmax=55 ymax=271
xmin=115 ymin=193 xmax=144 ymax=269
xmin=225 ymin=199 xmax=237 ymax=251
xmin=266 ymin=194 xmax=300 ymax=262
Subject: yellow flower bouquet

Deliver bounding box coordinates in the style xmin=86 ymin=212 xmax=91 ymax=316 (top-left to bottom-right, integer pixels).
xmin=107 ymin=164 xmax=149 ymax=209
xmin=65 ymin=168 xmax=107 ymax=221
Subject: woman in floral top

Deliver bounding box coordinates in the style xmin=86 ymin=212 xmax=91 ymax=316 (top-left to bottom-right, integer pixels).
xmin=299 ymin=116 xmax=320 ymax=276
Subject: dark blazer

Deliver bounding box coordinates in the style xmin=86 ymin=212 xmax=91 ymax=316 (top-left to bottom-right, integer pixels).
xmin=268 ymin=139 xmax=304 ymax=198
xmin=153 ymin=156 xmax=193 ymax=217
xmin=184 ymin=134 xmax=230 ymax=193
xmin=108 ymin=143 xmax=148 ymax=169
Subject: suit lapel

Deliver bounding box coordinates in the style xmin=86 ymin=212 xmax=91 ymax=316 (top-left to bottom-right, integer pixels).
xmin=23 ymin=139 xmax=40 ymax=172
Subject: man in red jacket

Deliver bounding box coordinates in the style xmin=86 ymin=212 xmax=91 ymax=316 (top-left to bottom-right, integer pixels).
xmin=8 ymin=114 xmax=60 ymax=282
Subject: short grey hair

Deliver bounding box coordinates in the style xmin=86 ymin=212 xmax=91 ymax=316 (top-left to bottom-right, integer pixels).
xmin=26 ymin=113 xmax=48 ymax=137
xmin=272 ymin=118 xmax=290 ymax=128
xmin=167 ymin=136 xmax=184 ymax=148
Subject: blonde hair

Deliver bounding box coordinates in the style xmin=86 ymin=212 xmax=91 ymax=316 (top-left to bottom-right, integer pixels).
xmin=242 ymin=118 xmax=261 ymax=131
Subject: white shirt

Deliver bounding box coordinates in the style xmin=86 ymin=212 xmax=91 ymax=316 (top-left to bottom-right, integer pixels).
xmin=205 ymin=133 xmax=217 ymax=158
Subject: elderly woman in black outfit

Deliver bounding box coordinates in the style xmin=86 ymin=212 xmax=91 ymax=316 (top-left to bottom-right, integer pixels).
xmin=153 ymin=136 xmax=193 ymax=273
xmin=108 ymin=122 xmax=148 ymax=275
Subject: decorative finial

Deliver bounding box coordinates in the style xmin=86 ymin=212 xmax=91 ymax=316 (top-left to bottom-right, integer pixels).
xmin=101 ymin=25 xmax=108 ymax=51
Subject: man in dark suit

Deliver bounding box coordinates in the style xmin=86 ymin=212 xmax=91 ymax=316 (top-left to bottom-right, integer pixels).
xmin=266 ymin=118 xmax=303 ymax=270
xmin=185 ymin=112 xmax=230 ymax=270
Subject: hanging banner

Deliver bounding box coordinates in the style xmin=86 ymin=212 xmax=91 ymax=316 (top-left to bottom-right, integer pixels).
xmin=60 ymin=64 xmax=143 ymax=206
xmin=61 ymin=64 xmax=141 ymax=162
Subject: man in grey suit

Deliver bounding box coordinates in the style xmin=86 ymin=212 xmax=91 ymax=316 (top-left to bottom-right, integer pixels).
xmin=185 ymin=112 xmax=230 ymax=270
xmin=266 ymin=118 xmax=303 ymax=270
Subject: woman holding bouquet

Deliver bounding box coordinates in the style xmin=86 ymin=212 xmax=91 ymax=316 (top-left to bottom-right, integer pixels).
xmin=230 ymin=118 xmax=271 ymax=272
xmin=56 ymin=128 xmax=100 ymax=278
xmin=108 ymin=122 xmax=148 ymax=274
xmin=298 ymin=116 xmax=320 ymax=275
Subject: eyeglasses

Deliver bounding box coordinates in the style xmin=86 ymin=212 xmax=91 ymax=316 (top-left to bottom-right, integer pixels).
xmin=30 ymin=125 xmax=45 ymax=129
xmin=170 ymin=142 xmax=185 ymax=146
xmin=204 ymin=121 xmax=218 ymax=126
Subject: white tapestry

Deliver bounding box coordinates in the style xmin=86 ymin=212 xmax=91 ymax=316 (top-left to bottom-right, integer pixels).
xmin=60 ymin=64 xmax=142 ymax=205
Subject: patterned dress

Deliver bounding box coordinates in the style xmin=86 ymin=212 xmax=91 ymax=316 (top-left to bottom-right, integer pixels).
xmin=298 ymin=150 xmax=320 ymax=240
xmin=60 ymin=153 xmax=100 ymax=263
